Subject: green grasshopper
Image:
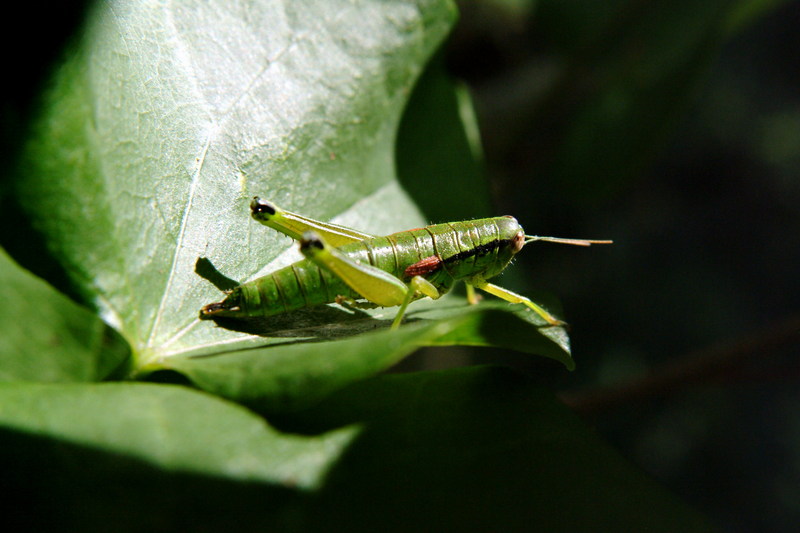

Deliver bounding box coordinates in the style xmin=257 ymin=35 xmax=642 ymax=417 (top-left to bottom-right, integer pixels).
xmin=200 ymin=198 xmax=611 ymax=329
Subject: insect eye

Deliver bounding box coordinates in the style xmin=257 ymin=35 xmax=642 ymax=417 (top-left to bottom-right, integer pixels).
xmin=512 ymin=232 xmax=525 ymax=253
xmin=250 ymin=197 xmax=276 ymax=216
xmin=299 ymin=232 xmax=325 ymax=251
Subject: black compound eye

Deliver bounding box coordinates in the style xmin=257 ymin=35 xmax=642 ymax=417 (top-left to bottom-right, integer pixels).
xmin=250 ymin=197 xmax=276 ymax=216
xmin=300 ymin=232 xmax=324 ymax=251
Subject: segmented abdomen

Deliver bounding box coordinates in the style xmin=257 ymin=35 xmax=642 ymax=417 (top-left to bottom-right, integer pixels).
xmin=236 ymin=259 xmax=358 ymax=317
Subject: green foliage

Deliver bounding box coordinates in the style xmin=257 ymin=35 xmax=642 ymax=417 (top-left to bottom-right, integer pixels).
xmin=0 ymin=248 xmax=129 ymax=382
xmin=2 ymin=0 xmax=772 ymax=529
xmin=15 ymin=0 xmax=569 ymax=396
xmin=0 ymin=382 xmax=356 ymax=489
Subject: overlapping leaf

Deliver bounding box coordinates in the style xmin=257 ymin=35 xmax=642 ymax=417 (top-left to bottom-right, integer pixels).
xmin=16 ymin=0 xmax=572 ymax=402
xmin=0 ymin=247 xmax=129 ymax=382
xmin=0 ymin=382 xmax=356 ymax=489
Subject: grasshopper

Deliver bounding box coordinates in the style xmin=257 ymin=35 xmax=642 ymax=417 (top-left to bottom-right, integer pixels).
xmin=200 ymin=198 xmax=611 ymax=329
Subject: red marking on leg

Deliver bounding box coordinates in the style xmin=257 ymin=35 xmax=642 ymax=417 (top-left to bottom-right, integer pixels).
xmin=404 ymin=255 xmax=443 ymax=278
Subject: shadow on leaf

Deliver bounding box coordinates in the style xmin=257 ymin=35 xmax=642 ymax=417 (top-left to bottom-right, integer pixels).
xmin=203 ymin=305 xmax=397 ymax=342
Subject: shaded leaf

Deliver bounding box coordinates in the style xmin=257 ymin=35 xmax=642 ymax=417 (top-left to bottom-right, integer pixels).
xmin=165 ymin=297 xmax=571 ymax=412
xmin=17 ymin=1 xmax=459 ymax=368
xmin=16 ymin=0 xmax=575 ymax=403
xmin=1 ymin=367 xmax=712 ymax=532
xmin=0 ymin=382 xmax=356 ymax=489
xmin=396 ymin=53 xmax=493 ymax=221
xmin=279 ymin=366 xmax=715 ymax=531
xmin=0 ymin=247 xmax=129 ymax=382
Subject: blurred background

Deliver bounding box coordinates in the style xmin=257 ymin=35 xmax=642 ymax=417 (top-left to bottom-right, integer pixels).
xmin=3 ymin=1 xmax=798 ymax=531
xmin=403 ymin=1 xmax=799 ymax=531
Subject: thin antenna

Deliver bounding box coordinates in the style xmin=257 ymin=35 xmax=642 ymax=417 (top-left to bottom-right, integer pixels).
xmin=524 ymin=236 xmax=613 ymax=247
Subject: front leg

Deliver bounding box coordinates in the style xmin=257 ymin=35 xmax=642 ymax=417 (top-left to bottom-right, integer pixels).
xmin=389 ymin=275 xmax=441 ymax=329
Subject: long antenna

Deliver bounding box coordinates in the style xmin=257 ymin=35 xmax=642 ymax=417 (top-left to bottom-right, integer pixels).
xmin=524 ymin=235 xmax=613 ymax=247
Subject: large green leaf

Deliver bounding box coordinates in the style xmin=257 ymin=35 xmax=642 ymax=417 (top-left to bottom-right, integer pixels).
xmin=0 ymin=382 xmax=355 ymax=488
xmin=16 ymin=0 xmax=573 ymax=402
xmin=164 ymin=297 xmax=571 ymax=412
xmin=0 ymin=247 xmax=129 ymax=382
xmin=1 ymin=368 xmax=712 ymax=532
xmin=18 ymin=0 xmax=453 ymax=356
xmin=0 ymin=381 xmax=356 ymax=530
xmin=287 ymin=366 xmax=714 ymax=532
xmin=396 ymin=54 xmax=493 ymax=222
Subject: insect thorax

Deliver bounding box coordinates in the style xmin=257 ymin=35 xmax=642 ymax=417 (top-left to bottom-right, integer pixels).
xmin=336 ymin=216 xmax=524 ymax=289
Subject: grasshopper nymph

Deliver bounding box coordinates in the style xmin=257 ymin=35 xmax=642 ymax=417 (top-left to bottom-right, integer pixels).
xmin=200 ymin=198 xmax=611 ymax=329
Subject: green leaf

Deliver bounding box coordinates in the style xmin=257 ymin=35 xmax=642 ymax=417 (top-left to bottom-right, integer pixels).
xmin=277 ymin=366 xmax=715 ymax=531
xmin=0 ymin=247 xmax=129 ymax=382
xmin=396 ymin=54 xmax=493 ymax=222
xmin=16 ymin=0 xmax=573 ymax=401
xmin=18 ymin=0 xmax=457 ymax=364
xmin=2 ymin=368 xmax=712 ymax=531
xmin=0 ymin=382 xmax=356 ymax=490
xmin=163 ymin=297 xmax=571 ymax=412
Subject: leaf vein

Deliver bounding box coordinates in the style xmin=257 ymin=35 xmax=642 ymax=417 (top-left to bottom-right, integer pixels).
xmin=146 ymin=128 xmax=215 ymax=348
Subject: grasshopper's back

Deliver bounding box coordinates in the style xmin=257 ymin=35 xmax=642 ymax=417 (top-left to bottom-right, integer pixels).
xmin=201 ymin=216 xmax=525 ymax=319
xmin=351 ymin=216 xmax=525 ymax=289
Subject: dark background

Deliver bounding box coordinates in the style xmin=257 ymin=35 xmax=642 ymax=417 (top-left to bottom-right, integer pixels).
xmin=431 ymin=1 xmax=799 ymax=531
xmin=2 ymin=2 xmax=798 ymax=532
